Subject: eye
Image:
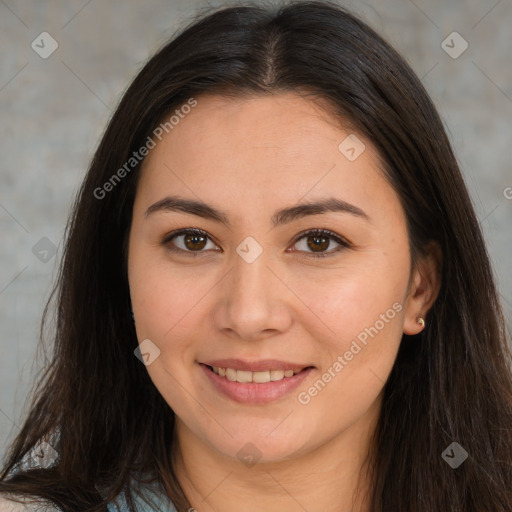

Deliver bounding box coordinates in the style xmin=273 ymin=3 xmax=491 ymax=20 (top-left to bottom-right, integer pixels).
xmin=162 ymin=228 xmax=219 ymax=257
xmin=289 ymin=229 xmax=351 ymax=258
xmin=162 ymin=228 xmax=351 ymax=258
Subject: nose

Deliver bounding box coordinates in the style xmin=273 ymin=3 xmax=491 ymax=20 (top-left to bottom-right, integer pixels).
xmin=213 ymin=250 xmax=293 ymax=342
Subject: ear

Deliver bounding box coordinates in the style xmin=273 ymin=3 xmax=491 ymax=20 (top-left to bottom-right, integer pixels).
xmin=403 ymin=240 xmax=442 ymax=335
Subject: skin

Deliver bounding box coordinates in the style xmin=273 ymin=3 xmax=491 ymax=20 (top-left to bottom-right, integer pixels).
xmin=127 ymin=92 xmax=441 ymax=512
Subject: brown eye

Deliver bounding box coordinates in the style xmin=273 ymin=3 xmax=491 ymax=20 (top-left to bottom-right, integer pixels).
xmin=163 ymin=229 xmax=218 ymax=256
xmin=291 ymin=229 xmax=350 ymax=258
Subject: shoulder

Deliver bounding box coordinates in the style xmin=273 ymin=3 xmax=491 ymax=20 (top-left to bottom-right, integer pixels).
xmin=107 ymin=486 xmax=179 ymax=512
xmin=0 ymin=494 xmax=60 ymax=512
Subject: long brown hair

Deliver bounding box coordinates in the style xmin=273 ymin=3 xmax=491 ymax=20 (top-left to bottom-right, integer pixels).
xmin=1 ymin=1 xmax=511 ymax=510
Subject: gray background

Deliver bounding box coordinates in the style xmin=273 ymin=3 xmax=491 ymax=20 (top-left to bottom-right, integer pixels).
xmin=1 ymin=0 xmax=511 ymax=460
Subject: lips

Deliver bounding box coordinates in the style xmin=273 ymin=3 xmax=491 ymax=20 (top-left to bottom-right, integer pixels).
xmin=200 ymin=362 xmax=315 ymax=404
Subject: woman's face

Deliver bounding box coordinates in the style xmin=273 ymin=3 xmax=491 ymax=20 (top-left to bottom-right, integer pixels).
xmin=127 ymin=92 xmax=433 ymax=464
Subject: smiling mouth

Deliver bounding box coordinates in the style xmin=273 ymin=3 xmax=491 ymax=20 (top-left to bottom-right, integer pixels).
xmin=203 ymin=364 xmax=313 ymax=384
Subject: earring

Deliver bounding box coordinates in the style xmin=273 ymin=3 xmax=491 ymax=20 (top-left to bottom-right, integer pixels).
xmin=417 ymin=317 xmax=425 ymax=328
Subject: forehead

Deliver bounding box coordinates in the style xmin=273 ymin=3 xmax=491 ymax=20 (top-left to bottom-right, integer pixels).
xmin=135 ymin=92 xmax=402 ymax=228
xmin=150 ymin=92 xmax=353 ymax=163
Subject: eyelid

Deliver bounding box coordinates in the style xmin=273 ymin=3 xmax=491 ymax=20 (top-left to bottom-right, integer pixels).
xmin=162 ymin=227 xmax=351 ymax=258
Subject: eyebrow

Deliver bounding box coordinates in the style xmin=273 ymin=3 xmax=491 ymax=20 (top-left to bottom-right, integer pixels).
xmin=144 ymin=195 xmax=371 ymax=228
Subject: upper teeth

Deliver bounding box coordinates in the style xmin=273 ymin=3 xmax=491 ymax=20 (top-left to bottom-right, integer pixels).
xmin=211 ymin=366 xmax=304 ymax=383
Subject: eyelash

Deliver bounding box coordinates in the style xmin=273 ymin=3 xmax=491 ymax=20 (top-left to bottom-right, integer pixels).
xmin=161 ymin=228 xmax=351 ymax=259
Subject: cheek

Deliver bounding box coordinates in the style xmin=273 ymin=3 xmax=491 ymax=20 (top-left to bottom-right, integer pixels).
xmin=128 ymin=258 xmax=213 ymax=409
xmin=295 ymin=304 xmax=403 ymax=430
xmin=131 ymin=265 xmax=213 ymax=340
xmin=290 ymin=260 xmax=406 ymax=409
xmin=291 ymin=258 xmax=406 ymax=347
xmin=128 ymin=247 xmax=224 ymax=374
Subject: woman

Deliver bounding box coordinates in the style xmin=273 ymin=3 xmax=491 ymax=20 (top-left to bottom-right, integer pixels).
xmin=1 ymin=1 xmax=511 ymax=511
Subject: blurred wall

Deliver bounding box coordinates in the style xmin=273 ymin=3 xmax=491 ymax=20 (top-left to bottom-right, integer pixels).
xmin=1 ymin=0 xmax=511 ymax=458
